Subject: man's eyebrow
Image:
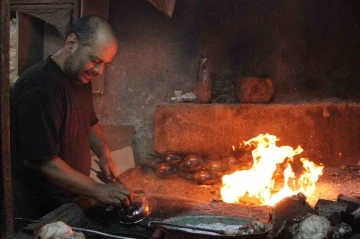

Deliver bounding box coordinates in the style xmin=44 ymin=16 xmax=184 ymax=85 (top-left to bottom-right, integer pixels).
xmin=91 ymin=55 xmax=111 ymax=64
xmin=91 ymin=56 xmax=102 ymax=61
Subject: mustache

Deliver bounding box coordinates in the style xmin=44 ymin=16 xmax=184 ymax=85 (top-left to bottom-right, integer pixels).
xmin=85 ymin=71 xmax=98 ymax=77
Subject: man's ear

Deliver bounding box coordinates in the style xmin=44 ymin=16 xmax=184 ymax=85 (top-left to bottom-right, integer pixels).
xmin=64 ymin=33 xmax=79 ymax=53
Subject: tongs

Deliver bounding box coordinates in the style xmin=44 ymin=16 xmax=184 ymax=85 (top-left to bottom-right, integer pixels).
xmin=91 ymin=159 xmax=122 ymax=184
xmin=91 ymin=161 xmax=147 ymax=218
xmin=90 ymin=167 xmax=116 ymax=183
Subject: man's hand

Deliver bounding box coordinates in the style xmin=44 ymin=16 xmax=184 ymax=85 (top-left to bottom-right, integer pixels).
xmin=93 ymin=182 xmax=134 ymax=208
xmin=89 ymin=123 xmax=118 ymax=182
xmin=97 ymin=157 xmax=118 ymax=183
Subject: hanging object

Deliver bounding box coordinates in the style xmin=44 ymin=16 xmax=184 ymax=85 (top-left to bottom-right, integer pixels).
xmin=147 ymin=0 xmax=176 ymax=17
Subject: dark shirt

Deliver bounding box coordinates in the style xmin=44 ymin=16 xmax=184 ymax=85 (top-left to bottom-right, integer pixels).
xmin=11 ymin=57 xmax=99 ymax=218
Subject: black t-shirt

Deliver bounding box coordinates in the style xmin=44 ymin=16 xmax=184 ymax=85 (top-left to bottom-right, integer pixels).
xmin=11 ymin=57 xmax=99 ymax=217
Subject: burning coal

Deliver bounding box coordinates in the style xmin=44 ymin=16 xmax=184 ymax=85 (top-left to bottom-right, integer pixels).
xmin=220 ymin=134 xmax=324 ymax=206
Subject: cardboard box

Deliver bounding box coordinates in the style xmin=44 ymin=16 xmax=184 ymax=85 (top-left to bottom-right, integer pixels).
xmin=90 ymin=124 xmax=135 ymax=182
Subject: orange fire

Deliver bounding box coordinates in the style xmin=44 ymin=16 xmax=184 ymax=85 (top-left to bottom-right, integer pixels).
xmin=220 ymin=134 xmax=324 ymax=206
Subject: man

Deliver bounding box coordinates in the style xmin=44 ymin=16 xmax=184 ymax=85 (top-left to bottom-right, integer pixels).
xmin=11 ymin=15 xmax=133 ymax=219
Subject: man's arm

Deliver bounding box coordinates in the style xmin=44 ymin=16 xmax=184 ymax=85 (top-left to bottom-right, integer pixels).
xmin=24 ymin=156 xmax=131 ymax=207
xmin=89 ymin=123 xmax=118 ymax=181
xmin=15 ymin=91 xmax=132 ymax=207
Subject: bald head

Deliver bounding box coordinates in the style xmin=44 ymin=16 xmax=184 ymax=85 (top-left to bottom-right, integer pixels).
xmin=58 ymin=15 xmax=118 ymax=84
xmin=67 ymin=15 xmax=118 ymax=47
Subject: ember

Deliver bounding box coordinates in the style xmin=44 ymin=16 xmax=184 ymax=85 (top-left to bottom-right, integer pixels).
xmin=221 ymin=134 xmax=324 ymax=206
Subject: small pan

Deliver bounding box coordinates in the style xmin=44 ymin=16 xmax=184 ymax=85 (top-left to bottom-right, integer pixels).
xmin=114 ymin=190 xmax=151 ymax=224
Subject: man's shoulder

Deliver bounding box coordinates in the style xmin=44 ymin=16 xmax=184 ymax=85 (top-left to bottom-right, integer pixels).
xmin=12 ymin=59 xmax=68 ymax=97
xmin=18 ymin=58 xmax=65 ymax=83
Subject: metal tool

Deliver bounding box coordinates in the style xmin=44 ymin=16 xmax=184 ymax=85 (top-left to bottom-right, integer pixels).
xmin=90 ymin=167 xmax=115 ymax=183
xmin=151 ymin=214 xmax=273 ymax=238
xmin=15 ymin=218 xmax=137 ymax=239
xmin=351 ymin=206 xmax=360 ymax=215
xmin=91 ymin=160 xmax=127 ymax=213
xmin=91 ymin=159 xmax=119 ymax=183
xmin=148 ymin=221 xmax=227 ymax=235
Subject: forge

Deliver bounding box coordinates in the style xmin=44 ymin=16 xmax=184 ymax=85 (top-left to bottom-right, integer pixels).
xmin=13 ymin=152 xmax=360 ymax=238
xmin=151 ymin=101 xmax=360 ymax=208
xmin=12 ymin=101 xmax=360 ymax=239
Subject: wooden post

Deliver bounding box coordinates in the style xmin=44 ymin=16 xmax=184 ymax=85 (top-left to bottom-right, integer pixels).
xmin=0 ymin=0 xmax=14 ymax=236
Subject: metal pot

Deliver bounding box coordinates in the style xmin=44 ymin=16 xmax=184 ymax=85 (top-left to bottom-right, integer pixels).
xmin=113 ymin=190 xmax=151 ymax=224
xmin=149 ymin=215 xmax=272 ymax=239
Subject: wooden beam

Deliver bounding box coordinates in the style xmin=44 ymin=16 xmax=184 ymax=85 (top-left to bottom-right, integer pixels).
xmin=0 ymin=0 xmax=14 ymax=236
xmin=10 ymin=0 xmax=75 ymax=4
xmin=10 ymin=0 xmax=79 ymax=27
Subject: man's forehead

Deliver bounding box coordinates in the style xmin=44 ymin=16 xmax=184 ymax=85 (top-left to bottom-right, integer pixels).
xmin=94 ymin=30 xmax=118 ymax=46
xmin=88 ymin=40 xmax=118 ymax=62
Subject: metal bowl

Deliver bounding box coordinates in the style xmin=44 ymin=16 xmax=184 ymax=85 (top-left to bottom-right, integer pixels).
xmin=117 ymin=190 xmax=151 ymax=224
xmin=156 ymin=163 xmax=179 ymax=179
xmin=194 ymin=171 xmax=220 ymax=185
xmin=162 ymin=151 xmax=186 ymax=165
xmin=180 ymin=154 xmax=204 ymax=173
xmin=202 ymin=160 xmax=228 ymax=174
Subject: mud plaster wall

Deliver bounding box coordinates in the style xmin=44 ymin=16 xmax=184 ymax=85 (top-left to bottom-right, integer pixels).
xmin=154 ymin=103 xmax=360 ymax=167
xmin=94 ymin=0 xmax=360 ymax=163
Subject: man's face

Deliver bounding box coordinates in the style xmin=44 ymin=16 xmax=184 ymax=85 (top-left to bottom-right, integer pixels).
xmin=64 ymin=37 xmax=118 ymax=84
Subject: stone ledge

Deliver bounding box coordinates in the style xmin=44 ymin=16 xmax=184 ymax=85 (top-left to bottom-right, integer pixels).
xmin=154 ymin=102 xmax=360 ymax=166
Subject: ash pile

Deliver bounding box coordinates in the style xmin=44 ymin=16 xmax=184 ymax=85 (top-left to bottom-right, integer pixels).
xmin=270 ymin=193 xmax=360 ymax=239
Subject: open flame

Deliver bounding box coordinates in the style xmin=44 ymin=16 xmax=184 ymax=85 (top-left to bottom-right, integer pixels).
xmin=220 ymin=134 xmax=324 ymax=206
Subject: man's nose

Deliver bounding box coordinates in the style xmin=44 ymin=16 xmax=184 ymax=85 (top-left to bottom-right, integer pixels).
xmin=93 ymin=63 xmax=105 ymax=75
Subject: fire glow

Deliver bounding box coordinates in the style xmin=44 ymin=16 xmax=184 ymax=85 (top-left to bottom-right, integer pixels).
xmin=220 ymin=134 xmax=324 ymax=206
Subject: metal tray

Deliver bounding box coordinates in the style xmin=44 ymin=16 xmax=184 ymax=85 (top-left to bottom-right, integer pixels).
xmin=160 ymin=215 xmax=272 ymax=239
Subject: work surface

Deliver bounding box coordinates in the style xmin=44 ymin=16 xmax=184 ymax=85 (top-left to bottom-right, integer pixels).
xmin=118 ymin=166 xmax=271 ymax=223
xmin=9 ymin=164 xmax=360 ymax=238
xmin=118 ymin=165 xmax=360 ymax=222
